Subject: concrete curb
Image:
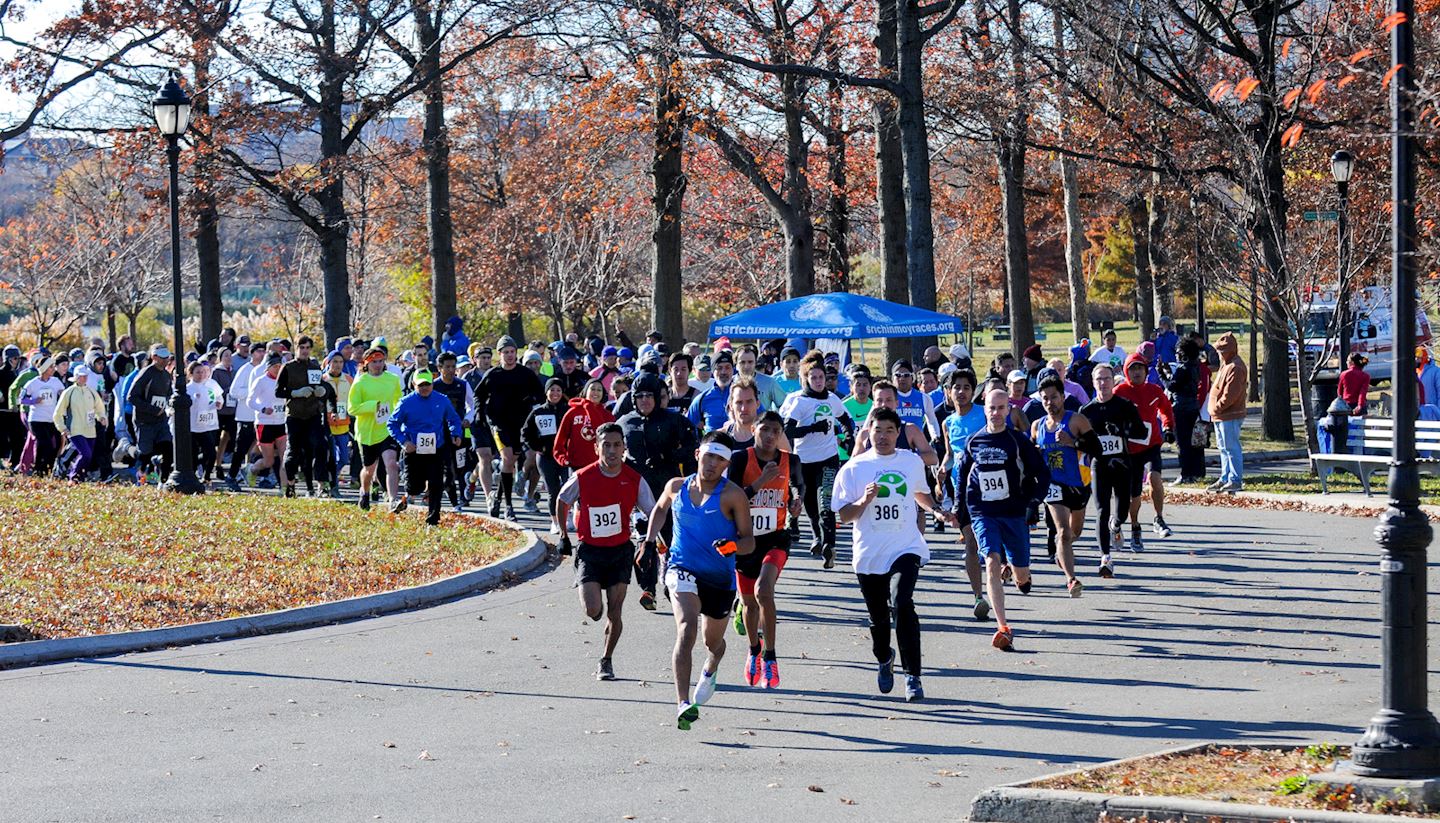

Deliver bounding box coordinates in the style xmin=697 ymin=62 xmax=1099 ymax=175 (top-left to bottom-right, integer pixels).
xmin=969 ymin=743 xmax=1420 ymax=823
xmin=0 ymin=521 xmax=548 ymax=670
xmin=1161 ymin=447 xmax=1309 ymax=470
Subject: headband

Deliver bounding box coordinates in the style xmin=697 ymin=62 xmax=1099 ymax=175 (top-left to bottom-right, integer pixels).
xmin=699 ymin=441 xmax=733 ymax=461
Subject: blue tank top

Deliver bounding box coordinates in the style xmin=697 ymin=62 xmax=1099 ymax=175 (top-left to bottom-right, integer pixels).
xmin=1036 ymin=411 xmax=1084 ymax=486
xmin=945 ymin=404 xmax=987 ymax=485
xmin=668 ymin=474 xmax=739 ymax=590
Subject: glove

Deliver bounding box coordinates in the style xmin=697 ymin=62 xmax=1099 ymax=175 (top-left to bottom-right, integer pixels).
xmin=292 ymin=386 xmax=315 ymax=399
xmin=1163 ymin=429 xmax=1175 ymax=445
xmin=558 ymin=535 xmax=572 ymax=556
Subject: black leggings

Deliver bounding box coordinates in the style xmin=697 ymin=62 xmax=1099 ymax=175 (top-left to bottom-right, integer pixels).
xmin=800 ymin=455 xmax=839 ymax=547
xmin=229 ymin=422 xmax=256 ymax=480
xmin=537 ymin=452 xmax=568 ymax=519
xmin=30 ymin=421 xmax=59 ymax=476
xmin=856 ymin=553 xmax=923 ymax=677
xmin=1092 ymin=459 xmax=1132 ymax=554
xmin=192 ymin=430 xmax=218 ymax=481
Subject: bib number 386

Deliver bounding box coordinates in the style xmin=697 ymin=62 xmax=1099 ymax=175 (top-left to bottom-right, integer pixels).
xmin=871 ymin=502 xmax=902 ymax=523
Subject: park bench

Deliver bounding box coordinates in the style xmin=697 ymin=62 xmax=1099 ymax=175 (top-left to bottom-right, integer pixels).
xmin=1310 ymin=416 xmax=1440 ymax=495
xmin=1208 ymin=320 xmax=1251 ymax=335
xmin=992 ymin=325 xmax=1011 ymax=341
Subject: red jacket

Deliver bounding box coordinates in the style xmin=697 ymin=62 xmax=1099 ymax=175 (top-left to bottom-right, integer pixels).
xmin=553 ymin=397 xmax=614 ymax=468
xmin=1115 ymin=353 xmax=1175 ymax=452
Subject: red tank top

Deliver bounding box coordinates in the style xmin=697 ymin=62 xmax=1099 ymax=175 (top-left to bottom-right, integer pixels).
xmin=575 ymin=462 xmax=644 ymax=547
xmin=741 ymin=447 xmax=791 ymax=535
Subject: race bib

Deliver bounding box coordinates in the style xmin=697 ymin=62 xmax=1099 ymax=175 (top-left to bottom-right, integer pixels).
xmin=1130 ymin=421 xmax=1153 ymax=446
xmin=1099 ymin=434 xmax=1123 ymax=455
xmin=197 ymin=410 xmax=217 ymax=429
xmin=536 ymin=414 xmax=557 ymax=437
xmin=417 ymin=432 xmax=437 ymax=454
xmin=307 ymin=369 xmax=322 ymax=385
xmin=375 ymin=402 xmax=391 ymax=423
xmin=86 ymin=411 xmax=97 ymax=426
xmin=978 ymin=469 xmax=1009 ymax=502
xmin=150 ymin=396 xmax=168 ymax=410
xmin=455 ymin=448 xmax=467 ymax=468
xmin=752 ymin=507 xmax=778 ymax=536
xmin=274 ymin=399 xmax=286 ymax=414
xmin=225 ymin=394 xmax=237 ymax=408
xmin=869 ymin=501 xmax=905 ymax=527
xmin=336 ymin=404 xmax=347 ymax=419
xmin=38 ymin=390 xmax=54 ymax=404
xmin=1045 ymin=483 xmax=1063 ymax=504
xmin=588 ymin=503 xmax=623 ymax=538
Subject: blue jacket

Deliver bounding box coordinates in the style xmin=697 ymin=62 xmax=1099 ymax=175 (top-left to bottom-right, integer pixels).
xmin=1154 ymin=330 xmax=1179 ymax=366
xmin=440 ymin=316 xmax=470 ymax=356
xmin=386 ymin=389 xmax=462 ymax=446
xmin=1421 ymin=361 xmax=1440 ymax=408
xmin=687 ymin=383 xmax=731 ymax=433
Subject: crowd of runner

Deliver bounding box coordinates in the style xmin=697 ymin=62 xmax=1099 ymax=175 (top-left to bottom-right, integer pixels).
xmin=0 ymin=315 xmax=1252 ymax=728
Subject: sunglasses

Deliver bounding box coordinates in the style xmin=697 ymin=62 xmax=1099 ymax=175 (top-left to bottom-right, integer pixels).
xmin=893 ymin=372 xmax=914 ymax=379
xmin=632 ymin=391 xmax=655 ymax=400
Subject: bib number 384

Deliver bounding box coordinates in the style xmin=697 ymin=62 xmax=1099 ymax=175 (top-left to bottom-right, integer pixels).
xmin=589 ymin=504 xmax=622 ymax=539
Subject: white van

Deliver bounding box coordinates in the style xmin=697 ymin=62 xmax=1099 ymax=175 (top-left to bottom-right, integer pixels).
xmin=1297 ymin=285 xmax=1434 ymax=382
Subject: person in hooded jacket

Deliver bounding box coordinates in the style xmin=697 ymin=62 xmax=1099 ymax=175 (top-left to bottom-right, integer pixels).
xmin=524 ymin=378 xmax=571 ymax=533
xmin=1207 ymin=332 xmax=1248 ymax=493
xmin=1166 ymin=338 xmax=1207 ymax=484
xmin=555 ymin=379 xmax=616 ymax=471
xmin=440 ymin=316 xmax=470 ymax=356
xmin=1419 ymin=347 xmax=1440 ymax=409
xmin=1068 ymin=340 xmax=1095 ymax=399
xmin=618 ymin=372 xmax=699 ymax=609
xmin=1115 ymin=352 xmax=1176 ymax=549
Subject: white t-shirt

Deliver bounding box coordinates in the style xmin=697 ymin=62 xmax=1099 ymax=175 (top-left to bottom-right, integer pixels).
xmin=1090 ymin=345 xmax=1127 ymax=370
xmin=21 ymin=376 xmax=65 ymax=424
xmin=248 ymin=373 xmax=286 ymax=425
xmin=231 ymin=360 xmax=262 ymax=423
xmin=778 ymin=390 xmax=848 ymax=463
xmin=188 ymin=378 xmax=223 ymax=433
xmin=830 ymin=448 xmax=931 ymax=575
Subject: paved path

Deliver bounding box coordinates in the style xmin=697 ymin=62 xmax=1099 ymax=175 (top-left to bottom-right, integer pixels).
xmin=2 ymin=504 xmax=1433 ymax=823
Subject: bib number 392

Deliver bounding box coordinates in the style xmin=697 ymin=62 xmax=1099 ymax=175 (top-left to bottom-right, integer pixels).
xmin=589 ymin=503 xmax=622 ymax=539
xmin=1044 ymin=483 xmax=1063 ymax=504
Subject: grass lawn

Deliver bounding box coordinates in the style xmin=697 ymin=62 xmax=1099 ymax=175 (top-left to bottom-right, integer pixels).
xmin=1032 ymin=744 xmax=1437 ymax=818
xmin=1183 ymin=470 xmax=1440 ymax=505
xmin=0 ymin=477 xmax=525 ymax=640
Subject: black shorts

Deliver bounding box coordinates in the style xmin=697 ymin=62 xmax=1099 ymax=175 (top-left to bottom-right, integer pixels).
xmin=1044 ymin=482 xmax=1092 ymax=511
xmin=734 ymin=531 xmax=791 ymax=580
xmin=256 ymin=423 xmax=286 ymax=445
xmin=218 ymin=414 xmax=237 ymax=439
xmin=576 ymin=541 xmax=633 ymax=588
xmin=492 ymin=424 xmax=523 ymax=451
xmin=1129 ymin=447 xmax=1162 ymax=495
xmin=665 ymin=566 xmax=733 ymax=620
xmin=470 ymin=420 xmax=494 ymax=453
xmin=135 ymin=419 xmax=172 ymax=455
xmin=361 ymin=437 xmax=400 ymax=467
xmin=953 ymin=501 xmax=972 ymax=529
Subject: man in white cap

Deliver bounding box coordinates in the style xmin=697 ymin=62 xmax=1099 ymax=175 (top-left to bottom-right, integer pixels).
xmin=55 ymin=365 xmax=107 ymax=480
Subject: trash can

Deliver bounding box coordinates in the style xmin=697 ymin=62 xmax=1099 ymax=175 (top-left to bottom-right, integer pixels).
xmin=1317 ymin=396 xmax=1352 ymax=454
xmin=1309 ymin=378 xmax=1339 ymax=424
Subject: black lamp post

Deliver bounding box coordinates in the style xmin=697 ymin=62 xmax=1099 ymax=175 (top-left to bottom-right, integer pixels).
xmin=153 ymin=74 xmax=204 ymax=495
xmin=1331 ymin=150 xmax=1354 ymax=370
xmin=1348 ymin=0 xmax=1440 ymax=778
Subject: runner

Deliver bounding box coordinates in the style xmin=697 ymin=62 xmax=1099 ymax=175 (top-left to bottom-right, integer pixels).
xmin=642 ymin=430 xmax=754 ymax=729
xmin=523 ymin=379 xmax=570 ymax=533
xmin=555 ymin=378 xmax=616 ymax=477
xmin=1032 ymin=376 xmax=1101 ymax=597
xmin=735 ymin=344 xmax=786 ymax=411
xmin=958 ymin=389 xmax=1051 ymax=652
xmin=686 ymin=350 xmax=737 ymax=433
xmin=126 ymin=345 xmax=177 ymax=481
xmin=726 ymin=411 xmax=803 ymax=688
xmin=833 ymin=407 xmax=953 ymax=701
xmin=274 ymin=336 xmax=328 ymax=497
xmin=1115 ymin=353 xmax=1176 ymax=549
xmin=185 ymin=361 xmax=224 ymax=483
xmin=774 ymin=347 xmax=802 ymax=395
xmin=665 ymin=352 xmax=699 ymax=413
xmin=854 ymin=380 xmax=938 ymax=462
xmin=246 ymin=352 xmax=289 ymax=492
xmin=890 ymin=359 xmax=940 ymax=439
xmin=779 ymin=351 xmax=853 ymax=568
xmin=347 ymin=345 xmax=404 ymax=511
xmin=462 ymin=347 xmax=497 ymax=507
xmin=53 ymin=364 xmax=106 ymax=481
xmin=322 ymin=351 xmax=353 ymax=497
xmin=619 ymin=372 xmax=697 ymax=610
xmin=1079 ymin=364 xmax=1145 ymax=577
xmin=386 ymin=371 xmax=464 ymax=525
xmin=555 ymin=422 xmax=656 ymax=681
xmin=476 ymin=336 xmax=545 ymax=520
xmin=938 ymin=368 xmax=994 ymax=621
xmin=431 ymin=352 xmax=476 ymax=513
xmin=720 ymin=376 xmax=762 ymax=451
xmin=226 ymin=345 xmax=266 ymax=491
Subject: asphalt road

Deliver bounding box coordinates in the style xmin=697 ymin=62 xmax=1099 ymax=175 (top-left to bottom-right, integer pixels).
xmin=2 ymin=503 xmax=1433 ymax=823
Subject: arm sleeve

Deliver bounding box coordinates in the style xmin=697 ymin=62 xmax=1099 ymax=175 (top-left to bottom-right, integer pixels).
xmin=1157 ymin=391 xmax=1176 ymax=430
xmin=636 ymin=479 xmax=657 ymax=514
xmin=829 ymin=463 xmax=854 ymax=511
xmin=522 ymin=409 xmax=541 ymax=450
xmin=953 ymin=450 xmax=973 ymax=512
xmin=53 ymin=390 xmax=71 ymax=433
xmin=685 ymin=394 xmax=703 ymax=427
xmin=677 ymin=417 xmax=698 ymax=475
xmin=789 ymin=453 xmax=806 ymax=499
xmin=1021 ymin=437 xmax=1052 ymax=503
xmin=553 ymin=410 xmax=574 ymax=466
xmin=273 ymin=365 xmax=292 ymax=399
xmin=556 ymin=473 xmax=582 ymax=506
xmin=348 ymin=379 xmax=375 ymax=416
xmin=464 ymin=383 xmax=477 ymax=423
xmin=446 ymin=402 xmax=463 ymax=438
xmin=923 ymin=394 xmax=941 ymax=439
xmin=386 ymin=401 xmax=406 ymax=442
xmin=726 ymin=449 xmax=750 ymax=486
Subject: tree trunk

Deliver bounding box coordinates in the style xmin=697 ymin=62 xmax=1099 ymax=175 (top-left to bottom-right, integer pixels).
xmin=998 ymin=139 xmax=1034 ymax=358
xmin=1053 ymin=10 xmax=1087 ymax=342
xmin=416 ymin=2 xmax=457 ymax=343
xmin=1149 ymin=169 xmax=1172 ymax=320
xmin=126 ymin=311 xmax=139 ymax=343
xmin=824 ymin=42 xmax=851 ymax=294
xmin=896 ymin=0 xmax=937 ymax=356
xmin=782 ymin=74 xmax=815 ymax=299
xmin=317 ymin=6 xmax=351 ymax=346
xmin=1254 ymin=120 xmax=1295 ymax=441
xmin=192 ymin=41 xmax=224 ymax=344
xmin=507 ymin=311 xmax=525 ymax=344
xmin=1130 ymin=195 xmax=1156 ymax=340
xmin=106 ymin=303 xmax=117 ymax=351
xmin=875 ymin=0 xmax=908 ymax=366
xmin=649 ymin=13 xmax=686 ymax=346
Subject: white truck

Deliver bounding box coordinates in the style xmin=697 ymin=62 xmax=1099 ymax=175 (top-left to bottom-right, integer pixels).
xmin=1297 ymin=285 xmax=1434 ymax=382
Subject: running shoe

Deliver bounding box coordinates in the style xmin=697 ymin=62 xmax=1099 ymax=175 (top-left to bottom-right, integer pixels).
xmin=1152 ymin=516 xmax=1172 ymax=538
xmin=973 ymin=595 xmax=991 ymax=621
xmin=733 ymin=603 xmax=745 ymax=636
xmin=692 ymin=669 xmax=719 ymax=706
xmin=1099 ymin=555 xmax=1114 ymax=579
xmin=1129 ymin=533 xmax=1145 ymax=553
xmin=822 ymin=544 xmax=836 ymax=570
xmin=488 ymin=495 xmax=501 ymax=518
xmin=391 ymin=495 xmax=409 ymax=514
xmin=284 ymin=484 xmax=297 ymax=499
xmin=548 ymin=522 xmax=561 ymax=536
xmin=453 ymin=502 xmax=465 ymax=514
xmin=877 ymin=649 xmax=896 ymax=694
xmin=1001 ymin=564 xmax=1014 ymax=583
xmin=359 ymin=494 xmax=370 ymax=511
xmin=1067 ymin=578 xmax=1084 ymax=598
xmin=1205 ymin=479 xmax=1226 ymax=492
xmin=676 ymin=702 xmax=699 ymax=731
xmin=638 ymin=591 xmax=656 ymax=611
xmin=1112 ymin=528 xmax=1125 ymax=553
xmin=762 ymin=658 xmax=780 ymax=689
xmin=809 ymin=537 xmax=823 ymax=558
xmin=904 ymin=675 xmax=924 ymax=702
xmin=743 ymin=653 xmax=761 ymax=687
xmin=504 ymin=504 xmax=516 ymax=521
xmin=1017 ymin=578 xmax=1032 ymax=595
xmin=933 ymin=517 xmax=946 ymax=534
xmin=328 ymin=483 xmax=342 ymax=499
xmin=596 ymin=658 xmax=616 ymax=681
xmin=991 ymin=627 xmax=1014 ymax=651
xmin=225 ymin=477 xmax=242 ymax=493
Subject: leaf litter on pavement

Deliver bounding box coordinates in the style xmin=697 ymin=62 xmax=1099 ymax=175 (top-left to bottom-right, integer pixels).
xmin=0 ymin=476 xmax=521 ymax=639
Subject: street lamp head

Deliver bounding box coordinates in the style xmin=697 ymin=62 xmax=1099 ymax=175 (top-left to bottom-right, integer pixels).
xmin=1331 ymin=149 xmax=1355 ymax=184
xmin=152 ymin=73 xmax=192 ymax=138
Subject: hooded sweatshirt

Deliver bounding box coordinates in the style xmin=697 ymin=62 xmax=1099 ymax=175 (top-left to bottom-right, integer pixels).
xmin=1114 ymin=353 xmax=1175 ymax=451
xmin=441 ymin=316 xmax=471 ymax=356
xmin=1208 ymin=333 xmax=1248 ymax=422
xmin=554 ymin=396 xmax=615 ymax=468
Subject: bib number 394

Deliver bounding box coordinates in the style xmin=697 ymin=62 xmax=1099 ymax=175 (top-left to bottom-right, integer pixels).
xmin=978 ymin=470 xmax=1010 ymax=502
xmin=589 ymin=503 xmax=622 ymax=539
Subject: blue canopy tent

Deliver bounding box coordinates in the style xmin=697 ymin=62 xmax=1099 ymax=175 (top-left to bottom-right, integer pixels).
xmin=708 ymin=293 xmax=963 ymax=340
